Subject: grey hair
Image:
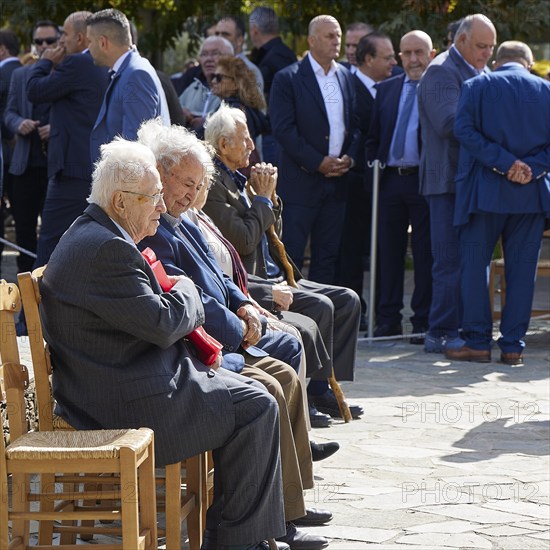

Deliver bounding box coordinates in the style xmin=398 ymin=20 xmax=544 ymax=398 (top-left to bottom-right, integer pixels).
xmin=138 ymin=118 xmax=215 ymax=182
xmin=200 ymin=35 xmax=234 ymax=56
xmin=455 ymin=13 xmax=495 ymax=40
xmin=308 ymin=15 xmax=339 ymax=37
xmin=496 ymin=40 xmax=533 ymax=66
xmin=249 ymin=6 xmax=279 ymax=35
xmin=88 ymin=137 xmax=157 ymax=209
xmin=203 ymin=103 xmax=247 ymax=151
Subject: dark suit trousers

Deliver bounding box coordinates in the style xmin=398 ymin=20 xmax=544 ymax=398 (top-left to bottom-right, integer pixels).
xmin=282 ymin=177 xmax=347 ymax=285
xmin=336 ymin=170 xmax=370 ymax=314
xmin=426 ymin=193 xmax=462 ymax=338
xmin=11 ymin=166 xmax=48 ymax=272
xmin=458 ymin=213 xmax=545 ymax=354
xmin=212 ymin=368 xmax=286 ymax=544
xmin=377 ymin=171 xmax=432 ymax=329
xmin=289 ymin=278 xmax=360 ymax=381
xmin=34 ymin=174 xmax=91 ymax=268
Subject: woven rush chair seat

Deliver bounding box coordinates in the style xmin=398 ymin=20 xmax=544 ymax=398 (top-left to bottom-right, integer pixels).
xmin=7 ymin=428 xmax=152 ymax=460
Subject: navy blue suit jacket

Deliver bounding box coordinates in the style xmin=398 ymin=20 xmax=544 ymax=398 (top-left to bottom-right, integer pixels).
xmin=269 ymin=55 xmax=359 ymax=204
xmin=1 ymin=58 xmax=22 ymax=145
xmin=353 ymin=74 xmax=375 ymax=174
xmin=453 ymin=65 xmax=550 ymax=226
xmin=90 ymin=49 xmax=164 ymax=163
xmin=27 ymin=51 xmax=108 ymax=179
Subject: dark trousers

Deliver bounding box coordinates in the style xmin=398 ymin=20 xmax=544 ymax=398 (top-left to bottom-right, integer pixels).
xmin=34 ymin=174 xmax=91 ymax=268
xmin=11 ymin=166 xmax=48 ymax=273
xmin=336 ymin=171 xmax=370 ymax=314
xmin=459 ymin=213 xmax=545 ymax=353
xmin=289 ymin=278 xmax=360 ymax=381
xmin=282 ymin=178 xmax=347 ymax=285
xmin=376 ymin=171 xmax=432 ymax=329
xmin=207 ymin=369 xmax=285 ymax=544
xmin=426 ymin=193 xmax=462 ymax=338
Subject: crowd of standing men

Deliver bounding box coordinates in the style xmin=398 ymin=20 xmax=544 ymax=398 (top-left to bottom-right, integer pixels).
xmin=0 ymin=6 xmax=549 ymax=549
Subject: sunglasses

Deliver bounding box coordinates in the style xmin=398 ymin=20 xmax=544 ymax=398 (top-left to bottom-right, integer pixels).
xmin=211 ymin=73 xmax=233 ymax=83
xmin=33 ymin=37 xmax=58 ymax=46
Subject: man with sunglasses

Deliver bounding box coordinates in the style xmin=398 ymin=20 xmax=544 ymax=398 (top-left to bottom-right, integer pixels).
xmin=3 ymin=20 xmax=59 ymax=273
xmin=27 ymin=11 xmax=109 ymax=268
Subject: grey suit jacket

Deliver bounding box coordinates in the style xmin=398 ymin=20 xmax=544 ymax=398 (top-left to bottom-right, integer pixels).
xmin=417 ymin=47 xmax=478 ymax=196
xmin=40 ymin=203 xmax=236 ymax=466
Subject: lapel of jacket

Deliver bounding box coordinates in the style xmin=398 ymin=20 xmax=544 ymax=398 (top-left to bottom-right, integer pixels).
xmin=448 ymin=47 xmax=478 ymax=81
xmin=335 ymin=64 xmax=350 ymax=126
xmin=298 ymin=55 xmax=328 ymax=118
xmin=94 ymin=50 xmax=133 ymax=129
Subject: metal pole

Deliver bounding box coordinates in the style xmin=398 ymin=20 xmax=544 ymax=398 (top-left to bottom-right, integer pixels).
xmin=367 ymin=160 xmax=384 ymax=343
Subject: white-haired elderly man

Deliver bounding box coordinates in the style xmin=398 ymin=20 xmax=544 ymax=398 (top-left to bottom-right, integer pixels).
xmin=39 ymin=136 xmax=288 ymax=550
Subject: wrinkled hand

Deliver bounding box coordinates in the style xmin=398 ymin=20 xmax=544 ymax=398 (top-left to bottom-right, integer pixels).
xmin=18 ymin=119 xmax=39 ymax=136
xmin=41 ymin=45 xmax=65 ymax=66
xmin=507 ymin=160 xmax=532 ymax=185
xmin=237 ymin=303 xmax=262 ymax=348
xmin=250 ymin=162 xmax=278 ymax=199
xmin=272 ymin=282 xmax=293 ymax=311
xmin=210 ymin=351 xmax=223 ymax=370
xmin=37 ymin=124 xmax=50 ymax=141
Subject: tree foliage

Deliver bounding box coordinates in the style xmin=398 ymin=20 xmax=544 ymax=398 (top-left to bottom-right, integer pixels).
xmin=1 ymin=0 xmax=549 ymax=66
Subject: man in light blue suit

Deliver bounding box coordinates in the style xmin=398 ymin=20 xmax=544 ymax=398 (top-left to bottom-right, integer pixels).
xmin=87 ymin=8 xmax=168 ymax=163
xmin=446 ymin=41 xmax=550 ymax=366
xmin=417 ymin=14 xmax=496 ymax=353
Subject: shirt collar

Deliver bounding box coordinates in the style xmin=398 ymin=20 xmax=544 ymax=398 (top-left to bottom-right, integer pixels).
xmin=498 ymin=61 xmax=528 ymax=71
xmin=214 ymin=157 xmax=247 ymax=192
xmin=162 ymin=211 xmax=183 ymax=229
xmin=0 ymin=56 xmax=19 ymax=68
xmin=109 ymin=217 xmax=136 ymax=246
xmin=308 ymin=52 xmax=338 ymax=77
xmin=451 ymin=44 xmax=483 ymax=75
xmin=111 ymin=47 xmax=133 ymax=74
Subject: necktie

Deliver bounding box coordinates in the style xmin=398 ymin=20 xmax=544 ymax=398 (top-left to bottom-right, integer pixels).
xmin=391 ymin=80 xmax=418 ymax=160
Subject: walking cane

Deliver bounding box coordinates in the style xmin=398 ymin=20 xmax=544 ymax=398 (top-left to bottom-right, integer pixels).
xmin=367 ymin=159 xmax=385 ymax=343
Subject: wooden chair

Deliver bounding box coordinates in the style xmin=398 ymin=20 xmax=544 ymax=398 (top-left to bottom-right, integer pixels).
xmin=18 ymin=268 xmax=209 ymax=549
xmin=489 ymin=236 xmax=550 ymax=320
xmin=0 ymin=279 xmax=158 ymax=549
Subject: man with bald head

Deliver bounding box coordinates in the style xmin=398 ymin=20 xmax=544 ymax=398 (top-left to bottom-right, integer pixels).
xmin=270 ymin=15 xmax=359 ymax=285
xmin=418 ymin=14 xmax=497 ymax=353
xmin=26 ymin=11 xmax=109 ymax=267
xmin=366 ymin=30 xmax=435 ymax=339
xmin=448 ymin=41 xmax=550 ymax=365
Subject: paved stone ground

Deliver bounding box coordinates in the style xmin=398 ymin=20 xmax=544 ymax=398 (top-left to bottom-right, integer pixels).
xmin=4 ymin=241 xmax=549 ymax=549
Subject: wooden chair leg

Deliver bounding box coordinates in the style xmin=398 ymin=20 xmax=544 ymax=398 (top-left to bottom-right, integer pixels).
xmin=165 ymin=462 xmax=182 ymax=550
xmin=120 ymin=448 xmax=141 ymax=549
xmin=37 ymin=473 xmax=56 ymax=545
xmin=139 ymin=441 xmax=157 ymax=550
xmin=186 ymin=455 xmax=203 ymax=550
xmin=10 ymin=472 xmax=31 ymax=547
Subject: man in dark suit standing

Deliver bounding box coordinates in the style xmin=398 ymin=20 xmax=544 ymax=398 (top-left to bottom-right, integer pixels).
xmin=0 ymin=30 xmax=21 ymax=275
xmin=27 ymin=11 xmax=109 ymax=267
xmin=41 ymin=137 xmax=287 ymax=550
xmin=337 ymin=31 xmax=397 ymax=329
xmin=4 ymin=20 xmax=59 ymax=272
xmin=87 ymin=8 xmax=169 ymax=164
xmin=447 ymin=42 xmax=550 ymax=365
xmin=270 ymin=15 xmax=359 ymax=285
xmin=366 ymin=31 xmax=435 ymax=340
xmin=418 ymin=14 xmax=496 ymax=352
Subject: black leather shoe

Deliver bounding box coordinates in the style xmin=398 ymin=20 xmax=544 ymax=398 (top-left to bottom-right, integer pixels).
xmin=309 ymin=404 xmax=332 ymax=428
xmin=310 ymin=389 xmax=364 ymax=419
xmin=310 ymin=440 xmax=339 ymax=462
xmin=373 ymin=323 xmax=402 ymax=337
xmin=276 ymin=522 xmax=329 ymax=550
xmin=294 ymin=507 xmax=333 ymax=526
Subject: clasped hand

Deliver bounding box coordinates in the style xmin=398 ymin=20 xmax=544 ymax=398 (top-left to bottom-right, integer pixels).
xmin=507 ymin=160 xmax=532 ymax=185
xmin=237 ymin=304 xmax=262 ymax=349
xmin=250 ymin=162 xmax=278 ymax=200
xmin=319 ymin=155 xmax=353 ymax=178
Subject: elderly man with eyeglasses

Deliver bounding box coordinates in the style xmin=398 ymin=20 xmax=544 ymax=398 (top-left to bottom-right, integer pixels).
xmin=40 ymin=136 xmax=289 ymax=550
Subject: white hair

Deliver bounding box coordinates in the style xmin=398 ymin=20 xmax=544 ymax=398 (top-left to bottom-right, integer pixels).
xmin=200 ymin=35 xmax=234 ymax=55
xmin=138 ymin=118 xmax=215 ymax=182
xmin=203 ymin=103 xmax=247 ymax=151
xmin=88 ymin=137 xmax=157 ymax=209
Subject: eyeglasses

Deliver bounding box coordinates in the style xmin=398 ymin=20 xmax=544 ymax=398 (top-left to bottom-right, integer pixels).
xmin=199 ymin=50 xmax=223 ymax=58
xmin=211 ymin=73 xmax=233 ymax=83
xmin=33 ymin=37 xmax=58 ymax=46
xmin=120 ymin=190 xmax=164 ymax=206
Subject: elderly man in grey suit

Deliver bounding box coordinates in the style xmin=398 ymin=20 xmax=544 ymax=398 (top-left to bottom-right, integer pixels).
xmin=417 ymin=14 xmax=496 ymax=353
xmin=39 ymin=137 xmax=287 ymax=550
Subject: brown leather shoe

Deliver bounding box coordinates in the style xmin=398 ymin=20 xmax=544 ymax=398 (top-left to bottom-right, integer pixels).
xmin=500 ymin=352 xmax=524 ymax=366
xmin=445 ymin=346 xmax=491 ymax=362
